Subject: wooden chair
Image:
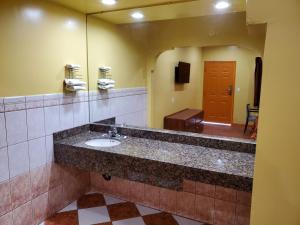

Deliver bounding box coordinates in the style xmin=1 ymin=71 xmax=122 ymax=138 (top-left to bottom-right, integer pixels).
xmin=244 ymin=104 xmax=259 ymax=133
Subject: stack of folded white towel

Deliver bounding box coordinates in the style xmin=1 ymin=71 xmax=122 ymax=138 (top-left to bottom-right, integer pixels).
xmin=64 ymin=79 xmax=87 ymax=92
xmin=98 ymin=78 xmax=115 ymax=90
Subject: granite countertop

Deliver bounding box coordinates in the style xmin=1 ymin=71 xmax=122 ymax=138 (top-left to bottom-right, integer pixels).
xmin=57 ymin=131 xmax=254 ymax=178
xmin=55 ymin=129 xmax=254 ymax=191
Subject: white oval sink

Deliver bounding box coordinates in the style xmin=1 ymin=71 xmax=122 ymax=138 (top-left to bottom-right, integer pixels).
xmin=85 ymin=139 xmax=121 ymax=147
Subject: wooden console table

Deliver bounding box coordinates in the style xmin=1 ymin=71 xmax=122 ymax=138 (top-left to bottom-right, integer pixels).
xmin=164 ymin=108 xmax=204 ymax=133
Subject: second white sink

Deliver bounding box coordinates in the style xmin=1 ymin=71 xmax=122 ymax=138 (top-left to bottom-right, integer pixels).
xmin=85 ymin=139 xmax=121 ymax=147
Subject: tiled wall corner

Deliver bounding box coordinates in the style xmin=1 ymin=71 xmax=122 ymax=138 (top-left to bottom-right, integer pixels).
xmin=0 ymin=87 xmax=149 ymax=224
xmin=0 ymin=90 xmax=92 ymax=224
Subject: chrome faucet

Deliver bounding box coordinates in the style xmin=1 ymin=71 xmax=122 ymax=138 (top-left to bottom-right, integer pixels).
xmin=109 ymin=125 xmax=118 ymax=138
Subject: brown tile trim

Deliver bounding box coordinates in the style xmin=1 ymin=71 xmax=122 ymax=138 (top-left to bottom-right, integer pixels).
xmin=128 ymin=181 xmax=145 ymax=204
xmin=214 ymin=199 xmax=236 ymax=225
xmin=159 ymin=188 xmax=177 ymax=214
xmin=237 ymin=191 xmax=252 ymax=206
xmin=176 ymin=191 xmax=195 ymax=218
xmin=144 ymin=184 xmax=160 ymax=209
xmin=91 ymin=175 xmax=252 ymax=225
xmin=215 ymin=186 xmax=237 ymax=203
xmin=196 ymin=182 xmax=215 ymax=198
xmin=183 ymin=179 xmax=196 ymax=194
xmin=195 ymin=195 xmax=214 ymax=224
xmin=235 ymin=204 xmax=251 ymax=225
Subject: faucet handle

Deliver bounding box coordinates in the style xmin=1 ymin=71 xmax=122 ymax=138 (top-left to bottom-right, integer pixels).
xmin=108 ymin=130 xmax=113 ymax=138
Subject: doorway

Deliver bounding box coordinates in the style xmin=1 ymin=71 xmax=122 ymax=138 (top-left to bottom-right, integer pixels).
xmin=203 ymin=61 xmax=236 ymax=124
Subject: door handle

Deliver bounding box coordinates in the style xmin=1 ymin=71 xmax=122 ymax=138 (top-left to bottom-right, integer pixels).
xmin=227 ymin=85 xmax=233 ymax=96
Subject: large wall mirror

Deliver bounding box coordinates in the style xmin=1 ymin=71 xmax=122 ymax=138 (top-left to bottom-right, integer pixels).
xmin=86 ymin=0 xmax=266 ymax=141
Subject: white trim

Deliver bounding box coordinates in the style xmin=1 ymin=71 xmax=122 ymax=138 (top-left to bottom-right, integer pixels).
xmin=202 ymin=121 xmax=232 ymax=126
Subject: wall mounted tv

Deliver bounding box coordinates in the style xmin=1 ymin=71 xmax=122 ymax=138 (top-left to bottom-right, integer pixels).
xmin=175 ymin=61 xmax=190 ymax=83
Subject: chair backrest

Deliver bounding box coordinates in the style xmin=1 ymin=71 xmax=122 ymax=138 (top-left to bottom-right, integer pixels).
xmin=246 ymin=104 xmax=251 ymax=116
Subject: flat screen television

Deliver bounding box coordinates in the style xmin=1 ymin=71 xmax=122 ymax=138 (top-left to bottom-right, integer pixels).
xmin=175 ymin=61 xmax=190 ymax=83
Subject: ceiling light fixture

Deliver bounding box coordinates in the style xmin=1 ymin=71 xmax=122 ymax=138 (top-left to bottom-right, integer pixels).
xmin=131 ymin=12 xmax=144 ymax=20
xmin=215 ymin=1 xmax=230 ymax=9
xmin=101 ymin=0 xmax=117 ymax=5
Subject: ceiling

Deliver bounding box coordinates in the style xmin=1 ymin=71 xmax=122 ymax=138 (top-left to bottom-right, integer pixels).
xmin=51 ymin=0 xmax=246 ymax=24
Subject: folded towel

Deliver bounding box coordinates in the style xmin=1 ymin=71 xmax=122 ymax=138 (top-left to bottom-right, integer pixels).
xmin=99 ymin=66 xmax=112 ymax=72
xmin=97 ymin=79 xmax=115 ymax=85
xmin=98 ymin=84 xmax=115 ymax=90
xmin=66 ymin=85 xmax=86 ymax=92
xmin=65 ymin=79 xmax=86 ymax=86
xmin=66 ymin=64 xmax=81 ymax=69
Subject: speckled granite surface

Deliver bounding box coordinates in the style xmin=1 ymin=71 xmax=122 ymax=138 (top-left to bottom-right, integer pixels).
xmin=54 ymin=128 xmax=254 ymax=192
xmin=91 ymin=123 xmax=256 ymax=154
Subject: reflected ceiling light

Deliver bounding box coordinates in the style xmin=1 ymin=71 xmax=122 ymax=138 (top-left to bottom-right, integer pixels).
xmin=22 ymin=7 xmax=43 ymax=22
xmin=65 ymin=19 xmax=78 ymax=30
xmin=215 ymin=1 xmax=230 ymax=9
xmin=101 ymin=0 xmax=117 ymax=5
xmin=131 ymin=12 xmax=144 ymax=20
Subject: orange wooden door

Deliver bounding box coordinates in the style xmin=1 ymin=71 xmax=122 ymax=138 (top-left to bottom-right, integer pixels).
xmin=203 ymin=61 xmax=236 ymax=124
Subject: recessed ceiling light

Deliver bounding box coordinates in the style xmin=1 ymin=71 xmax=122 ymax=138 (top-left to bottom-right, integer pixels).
xmin=215 ymin=1 xmax=230 ymax=9
xmin=101 ymin=0 xmax=117 ymax=5
xmin=131 ymin=12 xmax=144 ymax=20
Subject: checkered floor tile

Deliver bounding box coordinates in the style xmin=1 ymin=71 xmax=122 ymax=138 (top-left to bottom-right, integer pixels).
xmin=40 ymin=192 xmax=206 ymax=225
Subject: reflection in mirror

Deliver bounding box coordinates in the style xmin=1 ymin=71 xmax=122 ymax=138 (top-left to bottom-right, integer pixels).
xmin=86 ymin=2 xmax=266 ymax=141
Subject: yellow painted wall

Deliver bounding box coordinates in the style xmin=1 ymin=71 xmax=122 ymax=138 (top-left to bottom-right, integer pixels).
xmin=0 ymin=0 xmax=87 ymax=97
xmin=202 ymin=46 xmax=261 ymax=124
xmin=246 ymin=0 xmax=300 ymax=225
xmin=87 ymin=16 xmax=147 ymax=91
xmin=152 ymin=47 xmax=203 ymax=128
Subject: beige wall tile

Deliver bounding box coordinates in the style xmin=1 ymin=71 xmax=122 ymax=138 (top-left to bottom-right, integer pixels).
xmin=47 ymin=163 xmax=63 ymax=189
xmin=12 ymin=202 xmax=33 ymax=225
xmin=31 ymin=165 xmax=49 ymax=198
xmin=0 ymin=212 xmax=12 ymax=225
xmin=48 ymin=185 xmax=64 ymax=215
xmin=10 ymin=173 xmax=31 ymax=209
xmin=32 ymin=193 xmax=49 ymax=225
xmin=0 ymin=181 xmax=11 ymax=217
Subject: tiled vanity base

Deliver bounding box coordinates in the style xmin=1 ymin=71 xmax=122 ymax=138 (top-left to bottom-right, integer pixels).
xmin=42 ymin=192 xmax=205 ymax=225
xmin=90 ymin=173 xmax=251 ymax=225
xmin=0 ymin=163 xmax=90 ymax=225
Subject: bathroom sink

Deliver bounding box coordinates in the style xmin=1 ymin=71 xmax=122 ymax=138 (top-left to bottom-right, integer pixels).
xmin=85 ymin=139 xmax=121 ymax=147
